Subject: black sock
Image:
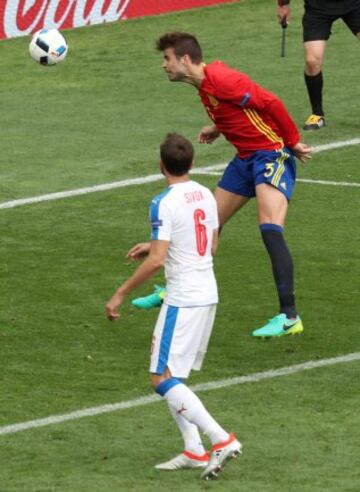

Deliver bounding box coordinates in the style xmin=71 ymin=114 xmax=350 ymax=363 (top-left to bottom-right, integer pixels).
xmin=260 ymin=224 xmax=297 ymax=318
xmin=304 ymin=72 xmax=324 ymax=116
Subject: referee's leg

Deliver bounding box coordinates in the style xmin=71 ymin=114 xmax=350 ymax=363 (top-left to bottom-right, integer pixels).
xmin=303 ymin=40 xmax=327 ymax=129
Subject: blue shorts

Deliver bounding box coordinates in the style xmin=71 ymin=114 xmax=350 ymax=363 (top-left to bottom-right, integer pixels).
xmin=218 ymin=148 xmax=297 ymax=201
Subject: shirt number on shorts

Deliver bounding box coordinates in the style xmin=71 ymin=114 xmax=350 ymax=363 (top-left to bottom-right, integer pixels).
xmin=194 ymin=209 xmax=208 ymax=256
xmin=264 ymin=162 xmax=275 ymax=178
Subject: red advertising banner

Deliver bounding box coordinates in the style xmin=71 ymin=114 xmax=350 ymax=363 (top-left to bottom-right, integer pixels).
xmin=0 ymin=0 xmax=237 ymax=40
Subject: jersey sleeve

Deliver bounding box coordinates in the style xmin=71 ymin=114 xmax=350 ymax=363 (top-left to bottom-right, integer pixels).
xmin=150 ymin=197 xmax=172 ymax=241
xmin=250 ymin=85 xmax=300 ymax=148
xmin=213 ymin=69 xmax=255 ymax=108
xmin=212 ymin=67 xmax=300 ymax=147
xmin=263 ymin=94 xmax=300 ymax=148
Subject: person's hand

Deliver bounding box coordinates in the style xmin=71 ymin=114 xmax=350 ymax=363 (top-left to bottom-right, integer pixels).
xmin=277 ymin=4 xmax=290 ymax=25
xmin=126 ymin=242 xmax=151 ymax=261
xmin=105 ymin=291 xmax=125 ymax=321
xmin=291 ymin=142 xmax=313 ymax=163
xmin=197 ymin=125 xmax=221 ymax=144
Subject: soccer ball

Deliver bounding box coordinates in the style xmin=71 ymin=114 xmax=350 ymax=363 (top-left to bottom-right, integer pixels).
xmin=29 ymin=28 xmax=68 ymax=66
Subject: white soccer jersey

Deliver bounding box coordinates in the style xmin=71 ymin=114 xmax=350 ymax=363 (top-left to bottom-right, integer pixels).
xmin=150 ymin=180 xmax=218 ymax=307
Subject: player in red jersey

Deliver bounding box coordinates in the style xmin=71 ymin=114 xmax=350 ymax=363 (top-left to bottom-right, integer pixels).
xmin=135 ymin=32 xmax=312 ymax=338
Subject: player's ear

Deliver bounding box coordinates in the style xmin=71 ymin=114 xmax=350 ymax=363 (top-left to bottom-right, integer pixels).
xmin=182 ymin=53 xmax=192 ymax=65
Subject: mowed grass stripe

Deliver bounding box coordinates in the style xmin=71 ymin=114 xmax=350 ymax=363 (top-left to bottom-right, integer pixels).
xmin=1 ymin=352 xmax=359 ymax=437
xmin=1 ymin=138 xmax=359 ymax=211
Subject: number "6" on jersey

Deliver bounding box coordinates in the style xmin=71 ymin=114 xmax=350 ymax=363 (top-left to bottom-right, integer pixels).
xmin=194 ymin=208 xmax=208 ymax=256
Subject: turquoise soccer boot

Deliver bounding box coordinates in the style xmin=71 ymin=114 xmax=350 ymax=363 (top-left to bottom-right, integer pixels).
xmin=132 ymin=285 xmax=166 ymax=310
xmin=252 ymin=314 xmax=303 ymax=338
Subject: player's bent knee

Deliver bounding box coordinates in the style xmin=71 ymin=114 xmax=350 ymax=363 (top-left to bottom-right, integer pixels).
xmin=151 ymin=374 xmax=164 ymax=390
xmin=150 ymin=377 xmax=159 ymax=390
xmin=151 ymin=367 xmax=173 ymax=390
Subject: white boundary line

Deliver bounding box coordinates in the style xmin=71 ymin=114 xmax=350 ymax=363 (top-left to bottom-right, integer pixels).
xmin=312 ymin=138 xmax=360 ymax=153
xmin=1 ymin=138 xmax=359 ymax=211
xmin=1 ymin=352 xmax=359 ymax=436
xmin=297 ymin=178 xmax=360 ymax=187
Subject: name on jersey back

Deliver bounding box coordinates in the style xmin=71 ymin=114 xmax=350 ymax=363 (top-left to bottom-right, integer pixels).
xmin=184 ymin=190 xmax=205 ymax=204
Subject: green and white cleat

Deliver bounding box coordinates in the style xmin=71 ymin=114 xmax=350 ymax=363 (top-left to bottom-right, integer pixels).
xmin=201 ymin=433 xmax=242 ymax=480
xmin=252 ymin=314 xmax=303 ymax=338
xmin=131 ymin=285 xmax=166 ymax=310
xmin=155 ymin=451 xmax=209 ymax=470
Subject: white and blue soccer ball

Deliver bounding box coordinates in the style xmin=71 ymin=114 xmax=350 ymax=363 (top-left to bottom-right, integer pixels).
xmin=29 ymin=28 xmax=68 ymax=66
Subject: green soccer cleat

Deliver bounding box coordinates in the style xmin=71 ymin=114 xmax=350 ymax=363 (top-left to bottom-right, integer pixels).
xmin=132 ymin=285 xmax=166 ymax=310
xmin=252 ymin=314 xmax=303 ymax=338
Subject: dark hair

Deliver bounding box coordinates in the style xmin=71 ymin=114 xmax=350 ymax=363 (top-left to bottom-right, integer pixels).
xmin=160 ymin=133 xmax=194 ymax=176
xmin=156 ymin=32 xmax=203 ymax=64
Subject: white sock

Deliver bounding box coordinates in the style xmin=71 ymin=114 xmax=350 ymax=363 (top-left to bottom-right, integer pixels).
xmin=167 ymin=402 xmax=206 ymax=456
xmin=163 ymin=382 xmax=229 ymax=445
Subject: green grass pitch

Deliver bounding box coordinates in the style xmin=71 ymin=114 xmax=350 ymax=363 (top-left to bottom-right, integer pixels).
xmin=0 ymin=0 xmax=359 ymax=490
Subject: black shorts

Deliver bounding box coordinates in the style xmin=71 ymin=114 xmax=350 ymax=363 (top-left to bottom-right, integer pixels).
xmin=303 ymin=0 xmax=360 ymax=41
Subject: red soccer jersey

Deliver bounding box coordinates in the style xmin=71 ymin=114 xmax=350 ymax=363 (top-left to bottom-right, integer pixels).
xmin=199 ymin=61 xmax=300 ymax=158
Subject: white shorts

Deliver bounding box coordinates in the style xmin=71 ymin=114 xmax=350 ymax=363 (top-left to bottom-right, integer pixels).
xmin=150 ymin=303 xmax=217 ymax=379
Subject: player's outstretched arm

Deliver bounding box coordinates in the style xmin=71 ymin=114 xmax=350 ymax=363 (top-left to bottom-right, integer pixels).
xmin=126 ymin=242 xmax=151 ymax=261
xmin=106 ymin=240 xmax=169 ymax=321
xmin=291 ymin=142 xmax=313 ymax=163
xmin=277 ymin=0 xmax=290 ymax=25
xmin=198 ymin=125 xmax=221 ymax=144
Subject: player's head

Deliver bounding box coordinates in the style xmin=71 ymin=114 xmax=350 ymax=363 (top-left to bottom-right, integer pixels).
xmin=156 ymin=32 xmax=203 ymax=82
xmin=160 ymin=133 xmax=194 ymax=176
xmin=156 ymin=32 xmax=202 ymax=62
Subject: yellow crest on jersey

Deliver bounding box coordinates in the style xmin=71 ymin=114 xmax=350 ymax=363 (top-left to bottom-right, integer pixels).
xmin=208 ymin=95 xmax=219 ymax=107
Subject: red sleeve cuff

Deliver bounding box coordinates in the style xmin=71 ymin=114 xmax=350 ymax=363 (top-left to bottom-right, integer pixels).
xmin=285 ymin=135 xmax=300 ymax=149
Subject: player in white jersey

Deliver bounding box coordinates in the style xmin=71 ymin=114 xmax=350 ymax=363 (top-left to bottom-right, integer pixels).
xmin=151 ymin=179 xmax=218 ymax=308
xmin=106 ymin=133 xmax=241 ymax=480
